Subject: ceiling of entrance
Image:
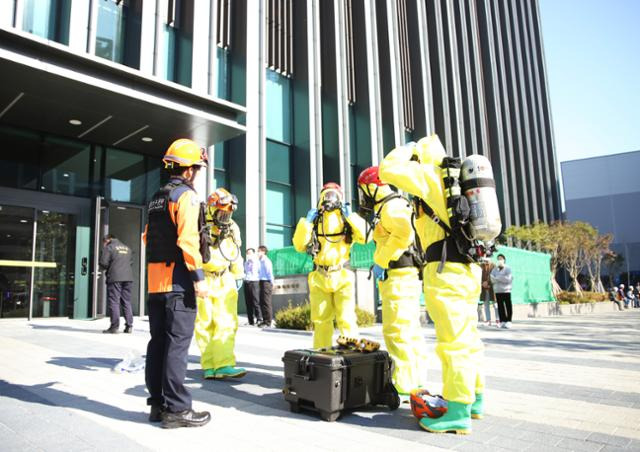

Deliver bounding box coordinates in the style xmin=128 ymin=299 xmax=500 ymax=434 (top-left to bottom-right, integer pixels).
xmin=0 ymin=29 xmax=246 ymax=157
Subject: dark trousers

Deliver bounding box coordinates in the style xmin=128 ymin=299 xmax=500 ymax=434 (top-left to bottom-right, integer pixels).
xmin=244 ymin=281 xmax=262 ymax=324
xmin=107 ymin=281 xmax=133 ymax=328
xmin=495 ymin=292 xmax=513 ymax=323
xmin=145 ymin=291 xmax=196 ymax=413
xmin=259 ymin=280 xmax=273 ymax=323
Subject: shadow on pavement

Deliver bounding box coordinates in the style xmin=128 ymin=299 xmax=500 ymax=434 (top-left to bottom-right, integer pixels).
xmin=47 ymin=356 xmax=120 ymax=371
xmin=0 ymin=379 xmax=148 ymax=424
xmin=29 ymin=324 xmax=102 ymax=334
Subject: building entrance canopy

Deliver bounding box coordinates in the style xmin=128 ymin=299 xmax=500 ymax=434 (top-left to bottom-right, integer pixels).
xmin=0 ymin=29 xmax=246 ymax=157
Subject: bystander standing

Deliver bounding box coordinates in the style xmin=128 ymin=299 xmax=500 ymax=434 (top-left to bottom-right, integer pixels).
xmin=257 ymin=245 xmax=274 ymax=328
xmin=490 ymin=254 xmax=513 ymax=329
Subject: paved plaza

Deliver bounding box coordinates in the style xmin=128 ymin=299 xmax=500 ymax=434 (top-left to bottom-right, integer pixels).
xmin=0 ymin=309 xmax=639 ymax=451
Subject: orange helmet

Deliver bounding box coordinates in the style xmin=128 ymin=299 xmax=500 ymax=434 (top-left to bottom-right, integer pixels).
xmin=163 ymin=139 xmax=208 ymax=168
xmin=207 ymin=188 xmax=238 ymax=225
xmin=410 ymin=389 xmax=448 ymax=419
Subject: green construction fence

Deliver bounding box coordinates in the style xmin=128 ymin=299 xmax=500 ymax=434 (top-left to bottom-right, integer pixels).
xmin=268 ymin=243 xmax=554 ymax=304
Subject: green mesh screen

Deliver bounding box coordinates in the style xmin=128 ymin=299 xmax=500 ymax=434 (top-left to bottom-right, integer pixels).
xmin=491 ymin=246 xmax=554 ymax=304
xmin=268 ymin=244 xmax=554 ymax=304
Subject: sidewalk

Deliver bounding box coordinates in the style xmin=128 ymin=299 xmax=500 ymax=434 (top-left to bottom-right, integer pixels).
xmin=0 ymin=310 xmax=639 ymax=451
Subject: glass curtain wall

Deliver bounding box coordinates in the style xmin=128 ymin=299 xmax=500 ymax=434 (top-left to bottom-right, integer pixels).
xmin=95 ymin=0 xmax=143 ymax=68
xmin=22 ymin=0 xmax=71 ymax=45
xmin=163 ymin=0 xmax=194 ymax=87
xmin=265 ymin=70 xmax=294 ymax=249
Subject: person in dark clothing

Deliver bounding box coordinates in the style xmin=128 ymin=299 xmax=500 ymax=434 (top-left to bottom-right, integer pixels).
xmin=257 ymin=245 xmax=274 ymax=327
xmin=143 ymin=138 xmax=211 ymax=429
xmin=100 ymin=234 xmax=134 ymax=334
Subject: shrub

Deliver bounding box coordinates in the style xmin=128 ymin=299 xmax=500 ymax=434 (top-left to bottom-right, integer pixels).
xmin=556 ymin=291 xmax=608 ymax=304
xmin=274 ymin=302 xmax=377 ymax=330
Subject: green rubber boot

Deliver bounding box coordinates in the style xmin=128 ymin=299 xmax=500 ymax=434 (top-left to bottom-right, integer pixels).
xmin=471 ymin=393 xmax=484 ymax=420
xmin=214 ymin=366 xmax=247 ymax=379
xmin=419 ymin=401 xmax=472 ymax=435
xmin=203 ymin=369 xmax=216 ymax=379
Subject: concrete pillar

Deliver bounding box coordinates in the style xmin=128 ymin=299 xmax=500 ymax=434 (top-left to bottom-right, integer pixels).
xmin=191 ymin=0 xmax=211 ymax=93
xmin=68 ymin=0 xmax=91 ymax=53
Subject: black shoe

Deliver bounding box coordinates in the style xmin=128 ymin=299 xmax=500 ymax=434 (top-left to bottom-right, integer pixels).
xmin=161 ymin=409 xmax=211 ymax=429
xmin=124 ymin=326 xmax=133 ymax=334
xmin=102 ymin=327 xmax=119 ymax=334
xmin=149 ymin=405 xmax=165 ymax=422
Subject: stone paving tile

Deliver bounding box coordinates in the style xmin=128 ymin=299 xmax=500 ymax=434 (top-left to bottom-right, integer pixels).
xmin=518 ymin=430 xmax=564 ymax=446
xmin=486 ymin=436 xmax=535 ymax=451
xmin=557 ymin=437 xmax=606 ymax=451
xmin=588 ymin=432 xmax=633 ymax=448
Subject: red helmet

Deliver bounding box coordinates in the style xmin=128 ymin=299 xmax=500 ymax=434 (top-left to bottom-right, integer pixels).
xmin=322 ymin=182 xmax=343 ymax=194
xmin=357 ymin=166 xmax=384 ymax=186
xmin=410 ymin=389 xmax=448 ymax=419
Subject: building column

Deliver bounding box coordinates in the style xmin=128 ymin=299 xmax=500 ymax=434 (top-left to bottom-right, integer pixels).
xmin=307 ymin=0 xmax=323 ymax=205
xmin=86 ymin=0 xmax=100 ymax=55
xmin=414 ymin=0 xmax=435 ymax=137
xmin=139 ymin=0 xmax=157 ymax=74
xmin=191 ymin=0 xmax=211 ymax=94
xmin=245 ymin=0 xmax=267 ymax=247
xmin=153 ymin=0 xmax=169 ymax=77
xmin=68 ymin=0 xmax=92 ymax=53
xmin=12 ymin=0 xmax=23 ymax=28
xmin=385 ymin=0 xmax=406 ymax=148
xmin=208 ymin=0 xmax=219 ymax=96
xmin=364 ymin=0 xmax=384 ymax=165
xmin=334 ymin=0 xmax=352 ymax=200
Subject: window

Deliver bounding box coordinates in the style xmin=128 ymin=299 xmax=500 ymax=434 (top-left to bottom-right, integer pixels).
xmin=104 ymin=148 xmax=145 ymax=204
xmin=213 ymin=143 xmax=228 ymax=189
xmin=0 ymin=126 xmax=40 ymax=190
xmin=22 ymin=0 xmax=71 ymax=45
xmin=162 ymin=0 xmax=194 ymax=87
xmin=95 ymin=0 xmax=143 ymax=68
xmin=41 ymin=136 xmax=91 ymax=197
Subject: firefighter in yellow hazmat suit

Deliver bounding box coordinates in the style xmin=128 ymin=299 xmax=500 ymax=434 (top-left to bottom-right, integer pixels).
xmin=292 ymin=183 xmax=368 ymax=349
xmin=195 ymin=188 xmax=247 ymax=380
xmin=379 ymin=136 xmax=484 ymax=435
xmin=357 ymin=166 xmax=429 ymax=396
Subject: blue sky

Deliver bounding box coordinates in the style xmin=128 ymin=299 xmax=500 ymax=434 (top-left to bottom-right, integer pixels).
xmin=539 ymin=0 xmax=640 ymax=163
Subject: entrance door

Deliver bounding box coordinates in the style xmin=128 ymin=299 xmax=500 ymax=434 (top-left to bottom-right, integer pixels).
xmin=92 ymin=198 xmax=145 ymax=318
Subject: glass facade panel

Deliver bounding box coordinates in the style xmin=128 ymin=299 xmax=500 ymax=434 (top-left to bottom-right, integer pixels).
xmin=0 ymin=126 xmax=40 ymax=190
xmin=104 ymin=148 xmax=146 ymax=204
xmin=266 ymin=141 xmax=291 ymax=185
xmin=95 ymin=0 xmax=142 ymax=68
xmin=41 ymin=137 xmax=91 ymax=197
xmin=22 ymin=0 xmax=71 ymax=45
xmin=162 ymin=0 xmax=194 ymax=87
xmin=266 ymin=224 xmax=292 ymax=250
xmin=0 ymin=206 xmax=33 ymax=318
xmin=266 ymin=71 xmax=292 ymax=143
xmin=32 ymin=210 xmax=76 ymax=318
xmin=213 ymin=47 xmax=230 ymax=99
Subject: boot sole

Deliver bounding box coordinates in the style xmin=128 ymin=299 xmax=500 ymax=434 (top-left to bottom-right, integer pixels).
xmin=161 ymin=420 xmax=210 ymax=429
xmin=419 ymin=422 xmax=471 ymax=435
xmin=471 ymin=413 xmax=483 ymax=420
xmin=213 ymin=370 xmax=247 ymax=379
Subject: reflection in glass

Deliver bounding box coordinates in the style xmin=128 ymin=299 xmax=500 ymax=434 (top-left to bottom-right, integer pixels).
xmin=266 ymin=71 xmax=292 ymax=143
xmin=266 ymin=140 xmax=293 ymax=250
xmin=41 ymin=137 xmax=91 ymax=197
xmin=22 ymin=0 xmax=71 ymax=45
xmin=105 ymin=148 xmax=146 ymax=204
xmin=95 ymin=0 xmax=142 ymax=68
xmin=0 ymin=126 xmax=40 ymax=190
xmin=32 ymin=211 xmax=76 ymax=318
xmin=162 ymin=0 xmax=194 ymax=87
xmin=0 ymin=206 xmax=34 ymax=318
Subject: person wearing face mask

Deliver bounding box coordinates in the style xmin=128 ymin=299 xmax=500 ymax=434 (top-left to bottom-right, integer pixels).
xmin=144 ymin=138 xmax=211 ymax=429
xmin=490 ymin=254 xmax=513 ymax=328
xmin=194 ymin=188 xmax=247 ymax=380
xmin=292 ymin=183 xmax=368 ymax=348
xmin=357 ymin=166 xmax=428 ymax=397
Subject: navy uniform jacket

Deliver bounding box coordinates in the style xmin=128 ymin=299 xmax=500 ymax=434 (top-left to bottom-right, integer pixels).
xmin=99 ymin=239 xmax=134 ymax=283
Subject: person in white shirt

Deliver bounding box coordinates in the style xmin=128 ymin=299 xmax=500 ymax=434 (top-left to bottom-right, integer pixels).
xmin=490 ymin=254 xmax=513 ymax=329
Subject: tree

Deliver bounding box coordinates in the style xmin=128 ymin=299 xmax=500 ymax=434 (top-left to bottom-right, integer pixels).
xmin=603 ymin=252 xmax=624 ymax=287
xmin=587 ymin=233 xmax=612 ymax=293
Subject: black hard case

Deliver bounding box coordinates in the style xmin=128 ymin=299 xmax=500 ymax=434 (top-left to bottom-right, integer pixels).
xmin=282 ymin=348 xmax=400 ymax=421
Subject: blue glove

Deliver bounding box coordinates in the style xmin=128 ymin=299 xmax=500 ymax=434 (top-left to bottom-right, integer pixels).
xmin=372 ymin=264 xmax=387 ymax=281
xmin=235 ymin=280 xmax=243 ymax=291
xmin=306 ymin=208 xmax=318 ymax=223
xmin=341 ymin=203 xmax=352 ymax=217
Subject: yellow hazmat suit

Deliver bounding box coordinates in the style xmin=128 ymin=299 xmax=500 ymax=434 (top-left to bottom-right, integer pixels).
xmin=195 ymin=220 xmax=245 ymax=374
xmin=292 ymin=203 xmax=367 ymax=349
xmin=379 ymin=135 xmax=484 ymax=405
xmin=367 ymin=188 xmax=429 ymax=395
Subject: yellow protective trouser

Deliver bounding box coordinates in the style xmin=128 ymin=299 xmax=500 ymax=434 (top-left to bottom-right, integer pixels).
xmin=424 ymin=261 xmax=484 ymax=405
xmin=309 ymin=268 xmax=359 ymax=349
xmin=379 ymin=267 xmax=429 ymax=394
xmin=195 ymin=271 xmax=238 ymax=370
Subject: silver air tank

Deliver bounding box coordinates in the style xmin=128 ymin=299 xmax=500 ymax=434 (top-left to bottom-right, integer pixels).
xmin=460 ymin=155 xmax=502 ymax=242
